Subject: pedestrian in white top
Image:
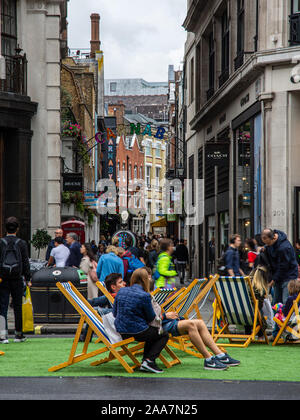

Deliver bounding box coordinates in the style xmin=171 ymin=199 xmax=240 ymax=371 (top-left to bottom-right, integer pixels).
xmin=47 ymin=237 xmax=70 ymax=268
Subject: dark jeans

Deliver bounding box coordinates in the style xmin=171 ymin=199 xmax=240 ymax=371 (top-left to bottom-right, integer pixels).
xmin=176 ymin=263 xmax=186 ymax=284
xmin=122 ymin=326 xmax=169 ymax=362
xmin=0 ymin=278 xmax=24 ymax=336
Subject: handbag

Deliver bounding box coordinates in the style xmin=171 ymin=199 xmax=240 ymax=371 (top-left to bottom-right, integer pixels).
xmin=89 ymin=260 xmax=98 ymax=283
xmin=22 ymin=286 xmax=34 ymax=333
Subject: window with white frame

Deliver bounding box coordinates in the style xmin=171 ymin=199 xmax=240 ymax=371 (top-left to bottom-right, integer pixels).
xmin=146 ymin=166 xmax=151 ymax=187
xmin=155 ymin=142 xmax=161 ymax=158
xmin=145 ymin=142 xmax=152 ymax=156
xmin=155 ymin=167 xmax=160 ymax=187
xmin=122 ymin=162 xmax=126 ymax=181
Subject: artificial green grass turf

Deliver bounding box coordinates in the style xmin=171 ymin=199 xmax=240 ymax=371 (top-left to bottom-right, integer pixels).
xmin=0 ymin=337 xmax=299 ymax=382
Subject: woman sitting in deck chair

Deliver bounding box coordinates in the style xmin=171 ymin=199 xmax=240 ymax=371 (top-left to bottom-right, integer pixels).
xmin=146 ymin=270 xmax=240 ymax=371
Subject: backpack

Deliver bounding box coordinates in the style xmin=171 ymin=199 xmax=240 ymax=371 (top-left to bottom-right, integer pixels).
xmin=0 ymin=237 xmax=23 ymax=279
xmin=123 ymin=254 xmax=145 ymax=274
xmin=217 ymin=253 xmax=227 ymax=276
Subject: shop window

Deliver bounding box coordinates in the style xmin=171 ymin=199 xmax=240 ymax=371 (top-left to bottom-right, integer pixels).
xmin=236 ymin=121 xmax=252 ymax=239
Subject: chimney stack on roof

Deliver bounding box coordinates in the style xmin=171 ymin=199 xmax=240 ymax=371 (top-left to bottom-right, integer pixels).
xmin=90 ymin=13 xmax=100 ymax=58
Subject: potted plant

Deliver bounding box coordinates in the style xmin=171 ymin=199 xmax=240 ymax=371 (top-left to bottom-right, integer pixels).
xmin=31 ymin=229 xmax=52 ymax=259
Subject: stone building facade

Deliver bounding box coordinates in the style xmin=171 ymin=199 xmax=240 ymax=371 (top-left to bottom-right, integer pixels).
xmin=183 ymin=0 xmax=300 ymax=277
xmin=0 ymin=0 xmax=67 ymax=249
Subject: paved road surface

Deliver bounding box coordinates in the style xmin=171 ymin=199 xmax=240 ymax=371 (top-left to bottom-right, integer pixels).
xmin=0 ymin=377 xmax=299 ymax=400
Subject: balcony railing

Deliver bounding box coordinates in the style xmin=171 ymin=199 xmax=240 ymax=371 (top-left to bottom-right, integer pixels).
xmin=0 ymin=51 xmax=27 ymax=95
xmin=290 ymin=14 xmax=300 ymax=46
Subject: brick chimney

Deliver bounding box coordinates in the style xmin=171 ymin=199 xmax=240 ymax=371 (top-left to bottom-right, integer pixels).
xmin=90 ymin=13 xmax=100 ymax=58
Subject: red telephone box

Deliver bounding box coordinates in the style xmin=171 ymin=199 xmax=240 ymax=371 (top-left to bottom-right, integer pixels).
xmin=61 ymin=220 xmax=86 ymax=244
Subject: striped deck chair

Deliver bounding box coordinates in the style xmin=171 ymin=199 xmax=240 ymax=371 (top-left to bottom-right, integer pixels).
xmin=96 ymin=281 xmax=182 ymax=309
xmin=211 ymin=275 xmax=269 ymax=348
xmin=49 ymin=282 xmax=181 ymax=373
xmin=166 ymin=278 xmax=217 ymax=359
xmin=152 ymin=288 xmax=177 ymax=306
xmin=273 ymin=292 xmax=300 ymax=346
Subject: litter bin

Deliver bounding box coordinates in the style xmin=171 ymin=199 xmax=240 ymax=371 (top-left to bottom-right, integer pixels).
xmin=31 ymin=267 xmax=88 ymax=324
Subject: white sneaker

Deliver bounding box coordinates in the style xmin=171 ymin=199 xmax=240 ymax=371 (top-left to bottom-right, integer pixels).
xmin=0 ymin=338 xmax=9 ymax=344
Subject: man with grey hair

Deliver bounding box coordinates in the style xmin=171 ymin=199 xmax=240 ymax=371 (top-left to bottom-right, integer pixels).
xmin=261 ymin=228 xmax=298 ymax=305
xmin=66 ymin=232 xmax=82 ymax=268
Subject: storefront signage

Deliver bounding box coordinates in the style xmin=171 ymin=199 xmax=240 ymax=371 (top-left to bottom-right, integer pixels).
xmin=240 ymin=93 xmax=250 ymax=107
xmin=205 ymin=143 xmax=230 ymax=168
xmin=63 ymin=173 xmax=83 ymax=192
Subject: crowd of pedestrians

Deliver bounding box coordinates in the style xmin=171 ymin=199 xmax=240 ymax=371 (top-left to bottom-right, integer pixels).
xmin=1 ymin=214 xmax=300 ymax=370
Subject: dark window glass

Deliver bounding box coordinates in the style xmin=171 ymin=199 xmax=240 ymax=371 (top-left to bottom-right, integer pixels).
xmin=1 ymin=0 xmax=17 ymax=57
xmin=207 ymin=31 xmax=215 ymax=99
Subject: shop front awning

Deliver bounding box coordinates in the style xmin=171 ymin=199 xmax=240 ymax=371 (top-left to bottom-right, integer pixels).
xmin=151 ymin=218 xmax=168 ymax=228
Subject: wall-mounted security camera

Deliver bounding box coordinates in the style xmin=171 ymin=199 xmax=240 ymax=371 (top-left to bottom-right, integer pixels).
xmin=291 ymin=56 xmax=300 ymax=84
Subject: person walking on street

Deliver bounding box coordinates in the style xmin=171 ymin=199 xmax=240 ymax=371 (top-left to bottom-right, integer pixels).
xmin=47 ymin=237 xmax=70 ymax=268
xmin=154 ymin=239 xmax=178 ymax=289
xmin=261 ymin=229 xmax=298 ymax=306
xmin=45 ymin=228 xmax=67 ymax=264
xmin=96 ymin=246 xmax=124 ymax=284
xmin=0 ymin=217 xmax=31 ymax=344
xmin=224 ymin=234 xmax=245 ymax=277
xmin=148 ymin=239 xmax=159 ymax=270
xmin=65 ymin=233 xmax=82 ymax=268
xmin=174 ymin=239 xmax=189 ymax=285
xmin=80 ymin=243 xmax=99 ymax=300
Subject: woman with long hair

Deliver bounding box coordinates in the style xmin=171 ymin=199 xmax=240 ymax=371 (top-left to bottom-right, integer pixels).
xmin=80 ymin=243 xmax=98 ymax=299
xmin=113 ymin=268 xmax=169 ymax=374
xmin=148 ymin=239 xmax=159 ymax=269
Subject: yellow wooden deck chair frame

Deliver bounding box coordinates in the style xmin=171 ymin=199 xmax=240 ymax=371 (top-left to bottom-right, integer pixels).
xmin=0 ymin=351 xmax=4 ymax=356
xmin=273 ymin=292 xmax=300 ymax=346
xmin=49 ymin=282 xmax=181 ymax=373
xmin=211 ymin=275 xmax=269 ymax=348
xmin=164 ymin=278 xmax=217 ymax=359
xmin=94 ymin=281 xmax=183 ymax=367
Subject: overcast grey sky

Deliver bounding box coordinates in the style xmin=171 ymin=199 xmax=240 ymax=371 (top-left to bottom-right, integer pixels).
xmin=68 ymin=0 xmax=187 ymax=82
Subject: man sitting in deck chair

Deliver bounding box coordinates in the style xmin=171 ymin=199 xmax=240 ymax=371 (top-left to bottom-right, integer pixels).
xmin=147 ymin=273 xmax=240 ymax=371
xmin=79 ymin=273 xmax=125 ymax=342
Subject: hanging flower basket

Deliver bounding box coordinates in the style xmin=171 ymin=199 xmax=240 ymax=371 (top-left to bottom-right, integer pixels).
xmin=62 ymin=121 xmax=81 ymax=138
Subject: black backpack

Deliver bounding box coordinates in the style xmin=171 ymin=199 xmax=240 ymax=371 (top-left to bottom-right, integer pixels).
xmin=0 ymin=237 xmax=23 ymax=279
xmin=217 ymin=254 xmax=227 ymax=275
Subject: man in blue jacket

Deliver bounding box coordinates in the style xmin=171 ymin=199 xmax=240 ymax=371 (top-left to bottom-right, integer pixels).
xmin=65 ymin=233 xmax=82 ymax=268
xmin=261 ymin=229 xmax=298 ymax=305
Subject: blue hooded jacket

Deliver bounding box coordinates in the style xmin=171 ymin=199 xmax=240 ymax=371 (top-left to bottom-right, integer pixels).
xmin=113 ymin=284 xmax=155 ymax=335
xmin=265 ymin=230 xmax=298 ymax=284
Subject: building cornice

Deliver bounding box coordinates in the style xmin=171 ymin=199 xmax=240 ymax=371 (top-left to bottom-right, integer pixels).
xmin=190 ymin=46 xmax=300 ymax=130
xmin=183 ymin=0 xmax=207 ymax=32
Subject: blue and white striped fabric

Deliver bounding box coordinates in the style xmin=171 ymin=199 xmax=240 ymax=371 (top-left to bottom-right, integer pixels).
xmin=61 ymin=282 xmax=112 ymax=343
xmin=177 ymin=279 xmax=206 ymax=318
xmin=153 ymin=289 xmax=176 ymax=305
xmin=215 ymin=277 xmax=255 ymax=327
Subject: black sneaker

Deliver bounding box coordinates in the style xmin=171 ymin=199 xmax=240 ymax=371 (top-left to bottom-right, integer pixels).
xmin=140 ymin=359 xmax=164 ymax=374
xmin=216 ymin=353 xmax=241 ymax=367
xmin=14 ymin=334 xmax=27 ymax=343
xmin=204 ymin=356 xmax=228 ymax=371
